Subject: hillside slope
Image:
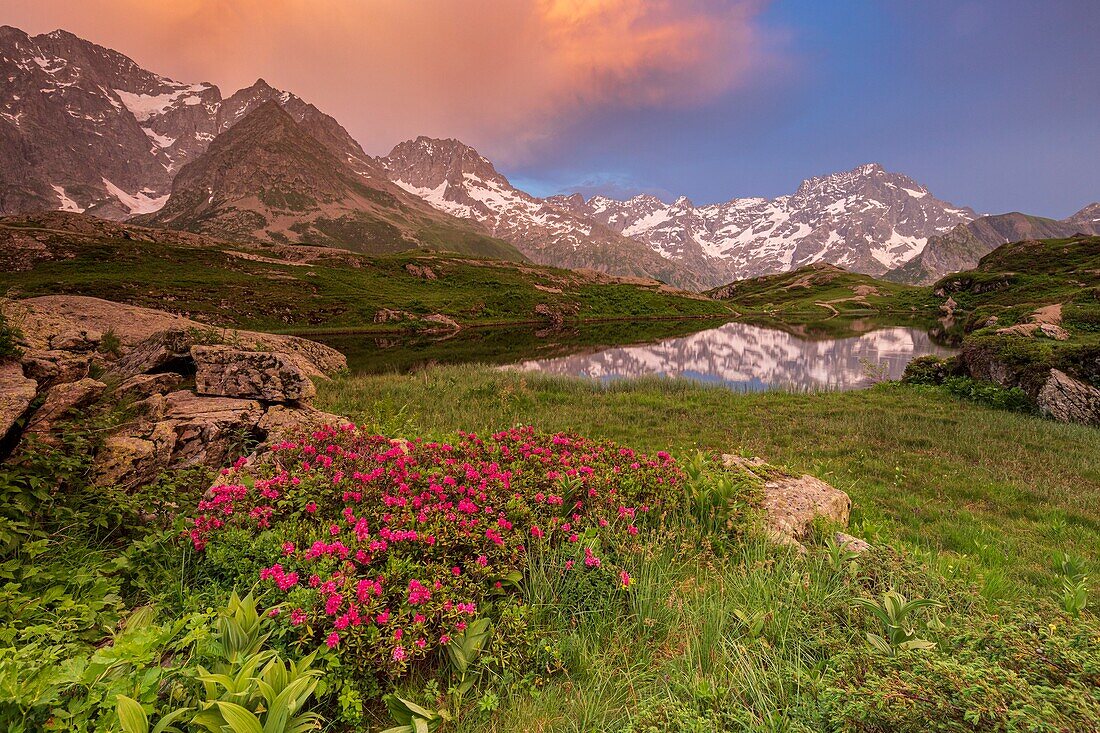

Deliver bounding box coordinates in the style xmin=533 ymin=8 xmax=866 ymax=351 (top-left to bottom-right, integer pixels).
xmin=0 ymin=211 xmax=728 ymax=332
xmin=888 ymin=207 xmax=1100 ymax=284
xmin=134 ymin=103 xmax=523 ymax=260
xmin=709 ymin=263 xmax=928 ymax=319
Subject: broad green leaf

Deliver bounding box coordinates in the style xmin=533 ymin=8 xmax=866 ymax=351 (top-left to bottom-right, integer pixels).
xmin=116 ymin=694 xmax=149 ymax=733
xmin=151 ymin=707 xmax=193 ymax=733
xmin=215 ymin=701 xmax=264 ymax=733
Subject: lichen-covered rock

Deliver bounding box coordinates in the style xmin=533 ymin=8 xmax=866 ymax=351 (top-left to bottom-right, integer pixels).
xmin=157 ymin=391 xmax=264 ymax=468
xmin=115 ymin=373 xmax=184 ymax=401
xmin=405 ymin=263 xmax=437 ymax=280
xmin=24 ymin=377 xmax=106 ymax=437
xmin=723 ymin=453 xmax=851 ymax=546
xmin=374 ymin=308 xmax=415 ymax=324
xmin=1038 ymin=323 xmax=1070 ymax=341
xmin=111 ymin=328 xmax=193 ymax=378
xmin=0 ymin=359 xmax=36 ymax=441
xmin=373 ymin=309 xmax=459 ymax=331
xmin=1037 ymin=369 xmax=1100 ymax=426
xmin=20 ymin=349 xmax=91 ymax=387
xmin=420 ymin=314 xmax=461 ymax=331
xmin=192 ymin=346 xmax=316 ymax=402
xmin=94 ymin=435 xmax=165 ymax=489
xmin=5 ymin=296 xmax=345 ymax=378
xmin=257 ymin=404 xmax=350 ymax=444
xmin=761 ymin=473 xmax=851 ymax=543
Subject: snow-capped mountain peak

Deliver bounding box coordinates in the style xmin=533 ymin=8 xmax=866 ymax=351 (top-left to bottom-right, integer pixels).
xmin=381 ymin=137 xmax=706 ymax=288
xmin=571 ymin=163 xmax=977 ymax=283
xmin=0 ymin=25 xmax=379 ymax=218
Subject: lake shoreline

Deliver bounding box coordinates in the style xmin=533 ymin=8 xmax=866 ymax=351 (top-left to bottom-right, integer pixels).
xmin=269 ymin=312 xmax=737 ymax=337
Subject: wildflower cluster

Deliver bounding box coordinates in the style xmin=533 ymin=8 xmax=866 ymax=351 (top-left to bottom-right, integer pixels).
xmin=188 ymin=425 xmax=681 ymax=676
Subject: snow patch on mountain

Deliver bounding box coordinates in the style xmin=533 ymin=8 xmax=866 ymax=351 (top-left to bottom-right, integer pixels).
xmin=51 ymin=185 xmax=84 ymax=213
xmin=113 ymin=84 xmax=208 ymax=122
xmin=101 ymin=178 xmax=168 ymax=214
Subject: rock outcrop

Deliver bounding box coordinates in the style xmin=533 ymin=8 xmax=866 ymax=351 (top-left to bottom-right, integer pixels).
xmin=373 ymin=309 xmax=461 ymax=331
xmin=1 ymin=359 xmax=37 ymax=442
xmin=2 ymin=295 xmax=346 ymax=378
xmin=1 ymin=296 xmax=351 ymax=487
xmin=1037 ymin=369 xmax=1100 ymax=426
xmin=193 ymin=346 xmax=317 ymax=402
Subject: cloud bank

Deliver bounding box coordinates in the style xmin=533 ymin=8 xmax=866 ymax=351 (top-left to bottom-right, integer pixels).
xmin=8 ymin=0 xmax=777 ymax=162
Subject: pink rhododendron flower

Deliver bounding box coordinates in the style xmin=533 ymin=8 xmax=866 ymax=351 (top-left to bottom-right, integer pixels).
xmin=185 ymin=425 xmax=679 ymax=678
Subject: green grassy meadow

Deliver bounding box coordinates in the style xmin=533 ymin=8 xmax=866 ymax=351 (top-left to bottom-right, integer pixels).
xmin=0 ymin=234 xmax=729 ymax=333
xmin=318 ymin=366 xmax=1100 ymax=595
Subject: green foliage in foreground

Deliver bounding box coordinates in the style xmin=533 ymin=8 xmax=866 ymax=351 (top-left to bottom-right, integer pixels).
xmin=2 ymin=373 xmax=1098 ymax=731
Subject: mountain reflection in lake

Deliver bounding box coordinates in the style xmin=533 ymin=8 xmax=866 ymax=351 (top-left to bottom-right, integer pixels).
xmin=510 ymin=322 xmax=956 ymax=392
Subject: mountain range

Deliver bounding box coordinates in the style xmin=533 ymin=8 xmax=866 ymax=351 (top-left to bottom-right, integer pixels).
xmin=2 ymin=25 xmax=1097 ymax=290
xmin=887 ymin=206 xmax=1100 ymax=284
xmin=131 ymin=102 xmax=522 ymax=259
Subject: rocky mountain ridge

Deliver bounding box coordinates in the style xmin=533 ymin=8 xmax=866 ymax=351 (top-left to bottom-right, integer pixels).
xmin=132 ymin=103 xmax=524 ymax=259
xmin=382 ymin=140 xmax=979 ymax=287
xmin=887 ymin=205 xmax=1100 ymax=285
xmin=381 ymin=137 xmax=705 ymax=288
xmin=0 ymin=25 xmax=382 ymax=219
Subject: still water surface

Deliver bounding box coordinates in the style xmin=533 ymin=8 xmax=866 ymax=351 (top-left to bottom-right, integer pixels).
xmin=312 ymin=319 xmax=955 ymax=392
xmin=510 ymin=321 xmax=956 ymax=392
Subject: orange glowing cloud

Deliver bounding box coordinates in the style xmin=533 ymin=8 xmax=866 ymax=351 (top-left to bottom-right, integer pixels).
xmin=7 ymin=0 xmax=777 ymax=162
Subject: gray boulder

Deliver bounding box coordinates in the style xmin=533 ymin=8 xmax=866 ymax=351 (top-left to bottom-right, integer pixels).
xmin=1038 ymin=369 xmax=1100 ymax=426
xmin=192 ymin=346 xmax=316 ymax=402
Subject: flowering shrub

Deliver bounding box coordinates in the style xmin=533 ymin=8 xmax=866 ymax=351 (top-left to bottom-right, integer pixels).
xmin=187 ymin=425 xmax=682 ymax=678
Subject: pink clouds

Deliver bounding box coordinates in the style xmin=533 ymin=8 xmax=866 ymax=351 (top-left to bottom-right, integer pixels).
xmin=7 ymin=0 xmax=778 ymax=162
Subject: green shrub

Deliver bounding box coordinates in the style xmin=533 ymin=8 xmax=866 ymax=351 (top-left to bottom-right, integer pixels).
xmin=0 ymin=311 xmax=20 ymax=359
xmin=902 ymin=355 xmax=957 ymax=385
xmin=98 ymin=328 xmax=122 ymax=357
xmin=1063 ymin=292 xmax=1100 ymax=333
xmin=941 ymin=376 xmax=1034 ymax=413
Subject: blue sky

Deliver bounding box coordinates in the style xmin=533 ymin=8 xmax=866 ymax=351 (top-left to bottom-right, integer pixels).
xmin=12 ymin=1 xmax=1098 ymax=218
xmin=511 ymin=0 xmax=1100 ymax=218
